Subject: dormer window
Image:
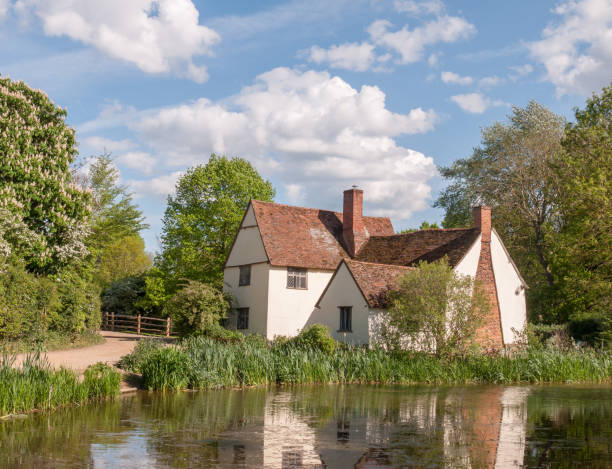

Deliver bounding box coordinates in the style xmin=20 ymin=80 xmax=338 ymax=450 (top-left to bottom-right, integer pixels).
xmin=239 ymin=265 xmax=251 ymax=286
xmin=287 ymin=267 xmax=307 ymax=289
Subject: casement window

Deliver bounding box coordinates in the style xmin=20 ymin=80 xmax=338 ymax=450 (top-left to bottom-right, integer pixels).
xmin=339 ymin=306 xmax=352 ymax=332
xmin=239 ymin=265 xmax=251 ymax=286
xmin=287 ymin=267 xmax=307 ymax=289
xmin=237 ymin=308 xmax=249 ymax=330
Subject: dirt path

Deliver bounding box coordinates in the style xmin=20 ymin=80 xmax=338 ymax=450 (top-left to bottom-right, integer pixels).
xmin=14 ymin=330 xmax=146 ymax=373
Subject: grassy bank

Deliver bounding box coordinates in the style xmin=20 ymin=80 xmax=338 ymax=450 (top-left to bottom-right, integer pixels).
xmin=0 ymin=354 xmax=120 ymax=417
xmin=0 ymin=330 xmax=104 ymax=355
xmin=121 ymin=336 xmax=612 ymax=391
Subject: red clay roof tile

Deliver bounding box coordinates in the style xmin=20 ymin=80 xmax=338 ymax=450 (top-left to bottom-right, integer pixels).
xmin=251 ymin=200 xmax=394 ymax=270
xmin=345 ymin=260 xmax=412 ymax=308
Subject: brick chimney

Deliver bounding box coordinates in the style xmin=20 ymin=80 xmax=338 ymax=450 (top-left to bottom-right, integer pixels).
xmin=472 ymin=205 xmax=504 ymax=349
xmin=473 ymin=206 xmax=491 ymax=243
xmin=343 ymin=188 xmax=368 ymax=257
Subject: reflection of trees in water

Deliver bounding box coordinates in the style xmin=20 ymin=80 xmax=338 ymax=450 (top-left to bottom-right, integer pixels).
xmin=1 ymin=385 xmax=611 ymax=468
xmin=523 ymin=387 xmax=612 ymax=468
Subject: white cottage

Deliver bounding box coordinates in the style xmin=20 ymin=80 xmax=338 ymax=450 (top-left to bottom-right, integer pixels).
xmin=223 ymin=188 xmax=527 ymax=347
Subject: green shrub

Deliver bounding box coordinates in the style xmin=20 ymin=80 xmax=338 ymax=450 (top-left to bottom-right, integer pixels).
xmin=290 ymin=324 xmax=337 ymax=355
xmin=118 ymin=338 xmax=165 ymax=373
xmin=101 ymin=275 xmax=147 ymax=316
xmin=163 ymin=280 xmax=230 ymax=337
xmin=83 ymin=362 xmax=120 ymax=399
xmin=141 ymin=347 xmax=190 ymax=391
xmin=196 ymin=322 xmax=245 ymax=344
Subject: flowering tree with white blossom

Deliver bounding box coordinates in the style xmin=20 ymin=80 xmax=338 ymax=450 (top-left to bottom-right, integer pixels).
xmin=0 ymin=76 xmax=91 ymax=272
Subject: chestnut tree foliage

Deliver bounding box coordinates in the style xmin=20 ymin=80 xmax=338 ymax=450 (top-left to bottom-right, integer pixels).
xmin=0 ymin=77 xmax=91 ymax=273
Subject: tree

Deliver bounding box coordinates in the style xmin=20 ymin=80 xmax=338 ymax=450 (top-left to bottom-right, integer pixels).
xmin=163 ymin=280 xmax=230 ymax=337
xmin=434 ymin=102 xmax=566 ymax=321
xmin=555 ymin=84 xmax=612 ymax=341
xmin=96 ymin=235 xmax=152 ymax=287
xmin=158 ymin=154 xmax=275 ymax=289
xmin=381 ymin=259 xmax=488 ymax=357
xmin=397 ymin=221 xmax=440 ymax=234
xmin=0 ymin=76 xmax=92 ymax=273
xmin=85 ymin=154 xmax=148 ymax=251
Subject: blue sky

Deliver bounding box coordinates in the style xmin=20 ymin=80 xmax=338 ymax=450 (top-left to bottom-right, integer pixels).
xmin=1 ymin=0 xmax=610 ymax=252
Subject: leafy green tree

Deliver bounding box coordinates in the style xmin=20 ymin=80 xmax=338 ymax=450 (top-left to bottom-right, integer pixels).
xmin=163 ymin=280 xmax=231 ymax=337
xmin=381 ymin=259 xmax=488 ymax=357
xmin=101 ymin=275 xmax=147 ymax=316
xmin=434 ymin=102 xmax=566 ymax=321
xmin=397 ymin=221 xmax=440 ymax=234
xmin=0 ymin=76 xmax=92 ymax=273
xmin=96 ymin=235 xmax=152 ymax=287
xmin=158 ymin=154 xmax=275 ymax=289
xmin=555 ymin=84 xmax=612 ymax=341
xmin=85 ymin=154 xmax=148 ymax=251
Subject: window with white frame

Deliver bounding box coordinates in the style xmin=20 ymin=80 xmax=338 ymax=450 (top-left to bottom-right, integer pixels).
xmin=239 ymin=265 xmax=251 ymax=286
xmin=339 ymin=306 xmax=352 ymax=332
xmin=287 ymin=267 xmax=307 ymax=289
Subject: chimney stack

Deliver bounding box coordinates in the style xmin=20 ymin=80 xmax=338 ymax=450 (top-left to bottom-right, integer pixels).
xmin=473 ymin=206 xmax=491 ymax=243
xmin=343 ymin=188 xmax=368 ymax=257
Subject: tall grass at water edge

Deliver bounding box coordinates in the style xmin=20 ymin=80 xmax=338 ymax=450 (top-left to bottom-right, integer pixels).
xmin=0 ymin=354 xmax=120 ymax=417
xmin=122 ymin=336 xmax=612 ymax=391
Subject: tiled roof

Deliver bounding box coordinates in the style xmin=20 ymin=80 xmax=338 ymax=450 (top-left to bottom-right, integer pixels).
xmin=345 ymin=260 xmax=412 ymax=308
xmin=356 ymin=228 xmax=480 ymax=268
xmin=251 ymin=200 xmax=394 ymax=270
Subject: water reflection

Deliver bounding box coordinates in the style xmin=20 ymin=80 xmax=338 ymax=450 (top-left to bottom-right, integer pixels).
xmin=1 ymin=384 xmax=611 ymax=468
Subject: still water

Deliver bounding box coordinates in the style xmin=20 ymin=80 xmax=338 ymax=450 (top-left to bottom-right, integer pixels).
xmin=1 ymin=385 xmax=612 ymax=468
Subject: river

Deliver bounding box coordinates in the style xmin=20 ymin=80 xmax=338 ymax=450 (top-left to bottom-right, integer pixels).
xmin=1 ymin=384 xmax=611 ymax=468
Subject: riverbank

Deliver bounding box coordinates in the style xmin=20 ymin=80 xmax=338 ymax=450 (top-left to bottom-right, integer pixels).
xmin=0 ymin=355 xmax=120 ymax=418
xmin=120 ymin=336 xmax=612 ymax=391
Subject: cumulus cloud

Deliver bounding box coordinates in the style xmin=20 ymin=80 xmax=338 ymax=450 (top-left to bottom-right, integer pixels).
xmin=0 ymin=0 xmax=10 ymax=21
xmin=15 ymin=0 xmax=220 ymax=82
xmin=82 ymin=136 xmax=135 ymax=153
xmin=307 ymin=42 xmax=376 ymax=71
xmin=367 ymin=15 xmax=475 ymax=64
xmin=440 ymin=71 xmax=472 ymax=85
xmin=450 ymin=92 xmax=507 ymax=114
xmin=116 ymin=152 xmax=157 ymax=176
xmin=478 ymin=76 xmax=503 ymax=88
xmin=131 ymin=67 xmax=438 ymax=218
xmin=128 ymin=171 xmax=183 ymax=198
xmin=393 ymin=0 xmax=444 ymax=16
xmin=529 ymin=0 xmax=612 ymax=96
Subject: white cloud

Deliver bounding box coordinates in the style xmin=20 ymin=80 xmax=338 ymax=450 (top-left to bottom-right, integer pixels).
xmin=284 ymin=183 xmax=306 ymax=205
xmin=82 ymin=136 xmax=135 ymax=153
xmin=478 ymin=75 xmax=503 ymax=88
xmin=393 ymin=0 xmax=444 ymax=16
xmin=16 ymin=0 xmax=220 ymax=82
xmin=450 ymin=92 xmax=507 ymax=114
xmin=427 ymin=52 xmax=440 ymax=67
xmin=367 ymin=15 xmax=475 ymax=64
xmin=131 ymin=67 xmax=438 ymax=218
xmin=529 ymin=0 xmax=612 ymax=96
xmin=508 ymin=64 xmax=533 ymax=77
xmin=0 ymin=0 xmax=10 ymax=21
xmin=116 ymin=152 xmax=157 ymax=176
xmin=307 ymin=42 xmax=376 ymax=71
xmin=440 ymin=71 xmax=472 ymax=85
xmin=128 ymin=171 xmax=183 ymax=198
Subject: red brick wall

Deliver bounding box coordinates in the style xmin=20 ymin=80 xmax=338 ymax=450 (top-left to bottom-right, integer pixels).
xmin=474 ymin=234 xmax=504 ymax=349
xmin=473 ymin=206 xmax=491 ymax=242
xmin=343 ymin=188 xmax=368 ymax=256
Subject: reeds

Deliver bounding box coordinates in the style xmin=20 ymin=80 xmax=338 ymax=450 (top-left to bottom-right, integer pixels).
xmin=0 ymin=353 xmax=120 ymax=417
xmin=123 ymin=335 xmax=612 ymax=391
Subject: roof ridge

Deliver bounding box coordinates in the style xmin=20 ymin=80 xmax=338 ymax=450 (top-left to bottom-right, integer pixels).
xmin=251 ymin=198 xmax=391 ymax=220
xmin=370 ymin=227 xmax=477 ymax=240
xmin=346 ymin=259 xmax=412 ymax=269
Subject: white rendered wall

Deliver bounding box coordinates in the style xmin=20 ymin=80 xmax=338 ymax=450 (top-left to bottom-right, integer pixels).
xmin=453 ymin=234 xmax=481 ymax=278
xmin=307 ymin=262 xmax=371 ymax=345
xmin=223 ymin=262 xmax=270 ymax=336
xmin=491 ymin=230 xmax=527 ymax=344
xmin=267 ymin=266 xmax=333 ymax=339
xmin=225 ymin=205 xmax=268 ymax=267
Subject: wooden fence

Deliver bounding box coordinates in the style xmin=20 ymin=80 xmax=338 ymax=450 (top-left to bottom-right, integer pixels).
xmin=102 ymin=312 xmax=172 ymax=337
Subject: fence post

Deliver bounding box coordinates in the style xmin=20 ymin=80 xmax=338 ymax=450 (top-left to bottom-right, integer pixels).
xmin=166 ymin=317 xmax=171 ymax=337
xmin=111 ymin=312 xmax=115 ymax=331
xmin=137 ymin=314 xmax=141 ymax=335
